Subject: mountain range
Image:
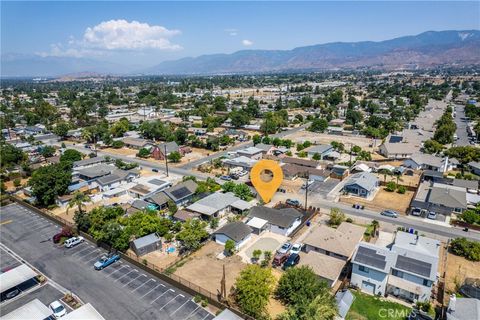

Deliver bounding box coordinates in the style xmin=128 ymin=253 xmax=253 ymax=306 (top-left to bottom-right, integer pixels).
xmin=2 ymin=30 xmax=479 ymax=77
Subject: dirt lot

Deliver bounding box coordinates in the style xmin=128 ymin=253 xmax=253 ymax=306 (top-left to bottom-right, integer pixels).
xmin=340 ymin=188 xmax=414 ymax=213
xmin=284 ymin=131 xmax=380 ymax=152
xmin=103 ymin=147 xmax=138 ymax=157
xmin=171 ymin=148 xmax=217 ymax=167
xmin=174 ymin=241 xmax=247 ymax=296
xmin=445 ymin=252 xmax=480 ymax=294
xmin=4 ymin=178 xmax=29 ymax=191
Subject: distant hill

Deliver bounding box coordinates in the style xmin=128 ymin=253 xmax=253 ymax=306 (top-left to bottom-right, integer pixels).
xmin=145 ymin=30 xmax=480 ymax=74
xmin=2 ymin=30 xmax=479 ymax=77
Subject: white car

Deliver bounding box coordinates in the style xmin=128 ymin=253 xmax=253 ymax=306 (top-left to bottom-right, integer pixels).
xmin=238 ymin=170 xmax=248 ymax=177
xmin=49 ymin=301 xmax=67 ymax=318
xmin=64 ymin=236 xmax=84 ymax=248
xmin=427 ymin=212 xmax=437 ymax=220
xmin=290 ymin=243 xmax=303 ymax=255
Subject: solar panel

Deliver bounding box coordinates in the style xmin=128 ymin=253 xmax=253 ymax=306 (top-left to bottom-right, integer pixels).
xmin=170 ymin=187 xmax=191 ymax=199
xmin=149 ymin=179 xmax=166 ymax=186
xmin=354 ymin=246 xmax=387 ymax=270
xmin=389 ymin=136 xmax=403 ymax=143
xmin=395 ymin=255 xmax=431 ymax=278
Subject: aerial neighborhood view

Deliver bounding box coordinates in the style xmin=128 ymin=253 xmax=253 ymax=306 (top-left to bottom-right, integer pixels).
xmin=1 ymin=1 xmax=479 ymax=320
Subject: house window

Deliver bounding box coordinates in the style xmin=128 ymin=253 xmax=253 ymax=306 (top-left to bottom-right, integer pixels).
xmin=359 ymin=265 xmax=369 ymax=273
xmin=423 ymin=279 xmax=431 ymax=287
xmin=454 ymin=208 xmax=462 ymax=213
xmin=392 ymin=269 xmax=404 ymax=278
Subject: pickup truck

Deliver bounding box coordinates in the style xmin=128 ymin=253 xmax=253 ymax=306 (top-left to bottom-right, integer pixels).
xmin=94 ymin=253 xmax=120 ymax=270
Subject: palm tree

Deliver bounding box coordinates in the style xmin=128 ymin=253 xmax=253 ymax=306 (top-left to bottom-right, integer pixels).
xmin=67 ymin=192 xmax=91 ymax=215
xmin=371 ymin=220 xmax=380 ymax=238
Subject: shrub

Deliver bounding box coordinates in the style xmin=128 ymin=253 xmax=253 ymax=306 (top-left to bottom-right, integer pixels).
xmin=329 ymin=208 xmax=345 ymax=227
xmin=111 ymin=140 xmax=124 ymax=149
xmin=450 ymin=238 xmax=480 ymax=261
xmin=397 ymin=185 xmax=406 ymax=194
xmin=346 ymin=217 xmax=353 ymax=223
xmin=201 ymin=299 xmax=208 ymax=307
xmin=194 ymin=295 xmax=202 ymax=303
xmin=385 ymin=181 xmax=396 ymax=192
xmin=13 ymin=178 xmax=21 ymax=188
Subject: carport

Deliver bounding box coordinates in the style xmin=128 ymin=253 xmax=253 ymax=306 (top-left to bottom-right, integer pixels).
xmin=2 ymin=298 xmax=52 ymax=320
xmin=62 ymin=303 xmax=105 ymax=320
xmin=0 ymin=264 xmax=38 ymax=295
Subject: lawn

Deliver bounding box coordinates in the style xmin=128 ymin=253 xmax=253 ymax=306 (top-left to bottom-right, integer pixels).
xmin=346 ymin=291 xmax=411 ymax=320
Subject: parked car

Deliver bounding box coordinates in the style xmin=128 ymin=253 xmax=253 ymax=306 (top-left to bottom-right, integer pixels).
xmin=94 ymin=253 xmax=120 ymax=270
xmin=290 ymin=243 xmax=303 ymax=255
xmin=282 ymin=253 xmax=300 ymax=270
xmin=238 ymin=170 xmax=248 ymax=177
xmin=381 ymin=210 xmax=398 ymax=218
xmin=49 ymin=300 xmax=67 ymax=318
xmin=272 ymin=253 xmax=289 ymax=267
xmin=229 ymin=174 xmax=239 ymax=180
xmin=1 ymin=287 xmax=20 ymax=301
xmin=277 ymin=242 xmax=292 ymax=254
xmin=411 ymin=208 xmax=422 ymax=216
xmin=286 ymin=199 xmax=300 ymax=206
xmin=427 ymin=211 xmax=437 ymax=220
xmin=53 ymin=227 xmax=74 ymax=244
xmin=151 ymin=168 xmax=159 ymax=172
xmin=64 ymin=236 xmax=84 ymax=248
xmin=220 ymin=175 xmax=232 ymax=181
xmin=352 ymin=204 xmax=365 ymax=210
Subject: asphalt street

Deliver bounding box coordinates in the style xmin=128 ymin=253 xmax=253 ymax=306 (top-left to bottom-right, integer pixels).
xmin=0 ymin=203 xmax=214 ymax=320
xmin=454 ymin=104 xmax=470 ymax=147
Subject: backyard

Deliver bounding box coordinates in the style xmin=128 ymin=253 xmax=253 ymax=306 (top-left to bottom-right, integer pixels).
xmin=346 ymin=291 xmax=411 ymax=320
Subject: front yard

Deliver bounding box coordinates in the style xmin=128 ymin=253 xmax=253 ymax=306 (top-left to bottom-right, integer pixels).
xmin=346 ymin=291 xmax=411 ymax=320
xmin=340 ymin=188 xmax=414 ymax=214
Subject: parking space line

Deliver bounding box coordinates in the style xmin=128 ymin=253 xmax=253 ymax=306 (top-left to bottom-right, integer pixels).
xmin=151 ymin=289 xmax=174 ymax=304
xmin=131 ymin=278 xmax=154 ymax=292
xmin=201 ymin=313 xmax=211 ymax=320
xmin=108 ymin=265 xmax=130 ymax=278
xmin=72 ymin=247 xmax=93 ymax=256
xmin=159 ymin=293 xmax=181 ymax=310
xmin=123 ymin=273 xmax=146 ymax=287
xmin=26 ymin=223 xmax=52 ymax=232
xmin=169 ymin=296 xmax=189 ymax=316
xmin=185 ymin=305 xmax=200 ymax=319
xmin=85 ymin=252 xmax=102 ymax=263
xmin=141 ymin=284 xmax=160 ymax=298
xmin=115 ymin=269 xmax=138 ymax=282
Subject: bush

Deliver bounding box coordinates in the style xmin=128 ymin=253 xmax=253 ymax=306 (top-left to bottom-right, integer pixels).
xmin=194 ymin=295 xmax=202 ymax=303
xmin=397 ymin=185 xmax=406 ymax=194
xmin=13 ymin=178 xmax=21 ymax=188
xmin=111 ymin=140 xmax=124 ymax=148
xmin=346 ymin=217 xmax=353 ymax=223
xmin=201 ymin=299 xmax=208 ymax=307
xmin=385 ymin=181 xmax=396 ymax=192
xmin=329 ymin=208 xmax=345 ymax=227
xmin=450 ymin=238 xmax=480 ymax=261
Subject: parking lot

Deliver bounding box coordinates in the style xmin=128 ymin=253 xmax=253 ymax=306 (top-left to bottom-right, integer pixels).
xmin=0 ymin=203 xmax=215 ymax=320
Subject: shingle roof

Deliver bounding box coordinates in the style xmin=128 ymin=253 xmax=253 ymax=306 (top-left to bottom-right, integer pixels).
xmin=344 ymin=172 xmax=378 ymax=192
xmin=254 ymin=143 xmax=274 ymax=152
xmin=248 ymin=206 xmax=302 ymax=228
xmin=147 ymin=192 xmax=170 ymax=206
xmin=123 ymin=137 xmax=152 ymax=147
xmin=214 ymin=221 xmax=252 ymax=243
xmin=76 ymin=164 xmax=113 ymax=179
xmin=298 ymin=251 xmax=345 ymax=282
xmin=73 ymin=156 xmax=107 ymax=168
xmin=282 ymin=157 xmax=319 ymax=168
xmin=186 ymin=192 xmax=240 ymax=216
xmin=429 ymin=183 xmax=467 ymax=208
xmin=158 ymin=141 xmax=179 ymax=154
xmin=306 ymin=144 xmax=333 ymax=154
xmin=132 ymin=233 xmax=161 ymax=250
xmin=409 ymin=153 xmax=444 ymax=168
xmin=303 ymin=222 xmax=366 ymax=258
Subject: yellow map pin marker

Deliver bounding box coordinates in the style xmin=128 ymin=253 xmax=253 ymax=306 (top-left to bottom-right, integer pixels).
xmin=250 ymin=159 xmax=283 ymax=203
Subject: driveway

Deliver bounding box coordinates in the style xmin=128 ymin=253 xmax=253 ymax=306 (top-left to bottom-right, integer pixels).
xmin=0 ymin=203 xmax=214 ymax=320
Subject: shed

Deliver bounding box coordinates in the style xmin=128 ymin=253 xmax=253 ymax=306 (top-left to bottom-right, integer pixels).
xmin=335 ymin=290 xmax=355 ymax=319
xmin=130 ymin=233 xmax=162 ymax=256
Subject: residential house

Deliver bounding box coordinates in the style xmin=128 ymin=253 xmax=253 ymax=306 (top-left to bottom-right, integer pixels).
xmin=247 ymin=206 xmax=302 ymax=236
xmin=305 ymin=144 xmax=334 ymax=160
xmin=281 ymin=164 xmax=330 ymax=182
xmin=222 ymin=156 xmax=258 ymax=170
xmin=126 ymin=199 xmax=152 ymax=215
xmin=342 ymin=172 xmax=379 ymax=198
xmin=411 ymin=181 xmax=467 ymax=216
xmin=331 ymin=165 xmax=350 ymax=180
xmin=281 ymin=157 xmax=319 ymax=169
xmin=403 ymin=153 xmax=455 ymax=172
xmin=123 ymin=137 xmax=154 ymax=150
xmin=379 ymin=135 xmax=418 ymax=159
xmin=151 ymin=141 xmax=184 ymax=160
xmin=97 ymin=169 xmax=139 ymax=192
xmin=146 ymin=180 xmax=198 ymax=209
xmin=351 ymin=232 xmax=440 ymax=302
xmin=186 ymin=192 xmax=252 ymax=219
xmin=130 ymin=233 xmax=162 ymax=256
xmin=172 ymin=209 xmax=201 ymax=222
xmin=237 ymin=147 xmax=264 ymax=160
xmin=128 ymin=177 xmax=172 ymax=199
xmin=298 ymin=251 xmax=347 ymax=288
xmin=213 ymin=221 xmax=252 ymax=250
xmin=24 ymin=126 xmax=45 ymax=136
xmin=73 ymin=156 xmax=108 ymax=170
xmin=254 ymin=143 xmax=276 ymax=156
xmin=468 ymin=161 xmax=480 ymax=175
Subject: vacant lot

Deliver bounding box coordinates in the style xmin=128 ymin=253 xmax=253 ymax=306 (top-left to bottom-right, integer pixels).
xmin=346 ymin=291 xmax=410 ymax=320
xmin=341 ymin=188 xmax=414 ymax=214
xmin=284 ymin=131 xmax=380 ymax=152
xmin=445 ymin=252 xmax=480 ymax=294
xmin=174 ymin=241 xmax=247 ymax=295
xmin=103 ymin=147 xmax=138 ymax=157
xmin=172 ymin=148 xmax=218 ymax=167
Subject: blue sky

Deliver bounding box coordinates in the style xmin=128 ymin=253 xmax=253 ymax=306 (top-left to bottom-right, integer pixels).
xmin=2 ymin=1 xmax=479 ymax=67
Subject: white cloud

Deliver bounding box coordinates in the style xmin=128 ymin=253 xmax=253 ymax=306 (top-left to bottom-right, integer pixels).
xmin=242 ymin=39 xmax=253 ymax=46
xmin=41 ymin=19 xmax=182 ymax=57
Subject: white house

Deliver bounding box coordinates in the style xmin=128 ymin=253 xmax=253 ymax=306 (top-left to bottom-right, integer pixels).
xmin=213 ymin=221 xmax=252 ymax=250
xmin=247 ymin=206 xmax=302 ymax=236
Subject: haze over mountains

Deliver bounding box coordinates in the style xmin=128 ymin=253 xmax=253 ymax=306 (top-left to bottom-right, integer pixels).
xmin=2 ymin=30 xmax=479 ymax=77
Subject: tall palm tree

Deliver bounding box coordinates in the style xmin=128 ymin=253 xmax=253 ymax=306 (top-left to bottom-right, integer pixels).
xmin=67 ymin=192 xmax=91 ymax=215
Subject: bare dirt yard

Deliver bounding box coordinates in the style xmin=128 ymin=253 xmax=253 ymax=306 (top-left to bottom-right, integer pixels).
xmin=340 ymin=188 xmax=414 ymax=214
xmin=173 ymin=241 xmax=247 ymax=296
xmin=445 ymin=252 xmax=480 ymax=295
xmin=284 ymin=131 xmax=380 ymax=152
xmin=171 ymin=148 xmax=216 ymax=167
xmin=103 ymin=147 xmax=138 ymax=157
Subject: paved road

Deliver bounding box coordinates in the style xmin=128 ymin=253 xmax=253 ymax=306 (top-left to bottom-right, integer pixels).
xmin=454 ymin=104 xmax=470 ymax=147
xmin=306 ymin=197 xmax=480 ymax=242
xmin=0 ymin=203 xmax=214 ymax=320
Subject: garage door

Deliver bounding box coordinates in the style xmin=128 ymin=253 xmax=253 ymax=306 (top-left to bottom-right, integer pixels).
xmin=362 ymin=281 xmax=375 ymax=295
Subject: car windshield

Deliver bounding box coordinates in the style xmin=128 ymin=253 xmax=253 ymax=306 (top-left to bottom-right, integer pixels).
xmin=53 ymin=305 xmax=65 ymax=313
xmin=281 ymin=244 xmax=289 ymax=249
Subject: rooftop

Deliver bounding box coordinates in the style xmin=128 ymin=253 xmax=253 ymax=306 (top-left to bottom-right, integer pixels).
xmin=298 ymin=251 xmax=345 ymax=283
xmin=186 ymin=192 xmax=241 ymax=216
xmin=214 ymin=221 xmax=252 ymax=242
xmin=248 ymin=206 xmax=302 ymax=228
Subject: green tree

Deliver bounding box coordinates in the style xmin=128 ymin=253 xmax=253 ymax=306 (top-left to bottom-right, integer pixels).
xmin=168 ymin=151 xmax=182 ymax=163
xmin=176 ymin=219 xmax=209 ymax=251
xmin=29 ymin=162 xmax=72 ymax=206
xmin=276 ymin=266 xmax=326 ymax=306
xmin=67 ymin=192 xmax=91 ymax=215
xmin=278 ymin=291 xmax=337 ymax=320
xmin=225 ymin=239 xmax=235 ymax=256
xmin=328 ymin=208 xmax=345 ymax=227
xmin=40 ymin=145 xmax=56 ymax=158
xmin=459 ymin=210 xmax=479 ymax=225
xmin=234 ymin=183 xmax=253 ymax=200
xmin=221 ymin=181 xmax=236 ymax=193
xmin=53 ymin=122 xmax=71 ymax=139
xmin=252 ymin=134 xmax=262 ymax=146
xmin=309 ymin=118 xmax=328 ymax=133
xmin=234 ymin=265 xmax=275 ymax=319
xmin=137 ymin=148 xmax=151 ymax=158
xmin=60 ymin=149 xmax=83 ymax=163
xmin=0 ymin=143 xmax=26 ymax=168
xmin=174 ymin=128 xmax=188 ymax=145
xmin=312 ymin=153 xmax=321 ymax=161
xmin=423 ymin=139 xmax=444 ymax=154
xmin=385 ymin=181 xmax=396 ymax=192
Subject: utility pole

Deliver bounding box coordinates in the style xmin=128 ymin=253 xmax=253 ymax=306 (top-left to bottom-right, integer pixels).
xmin=304 ymin=171 xmax=310 ymax=211
xmin=220 ymin=264 xmax=226 ymax=301
xmin=349 ymin=143 xmax=352 ymax=164
xmin=164 ymin=144 xmax=169 ymax=177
